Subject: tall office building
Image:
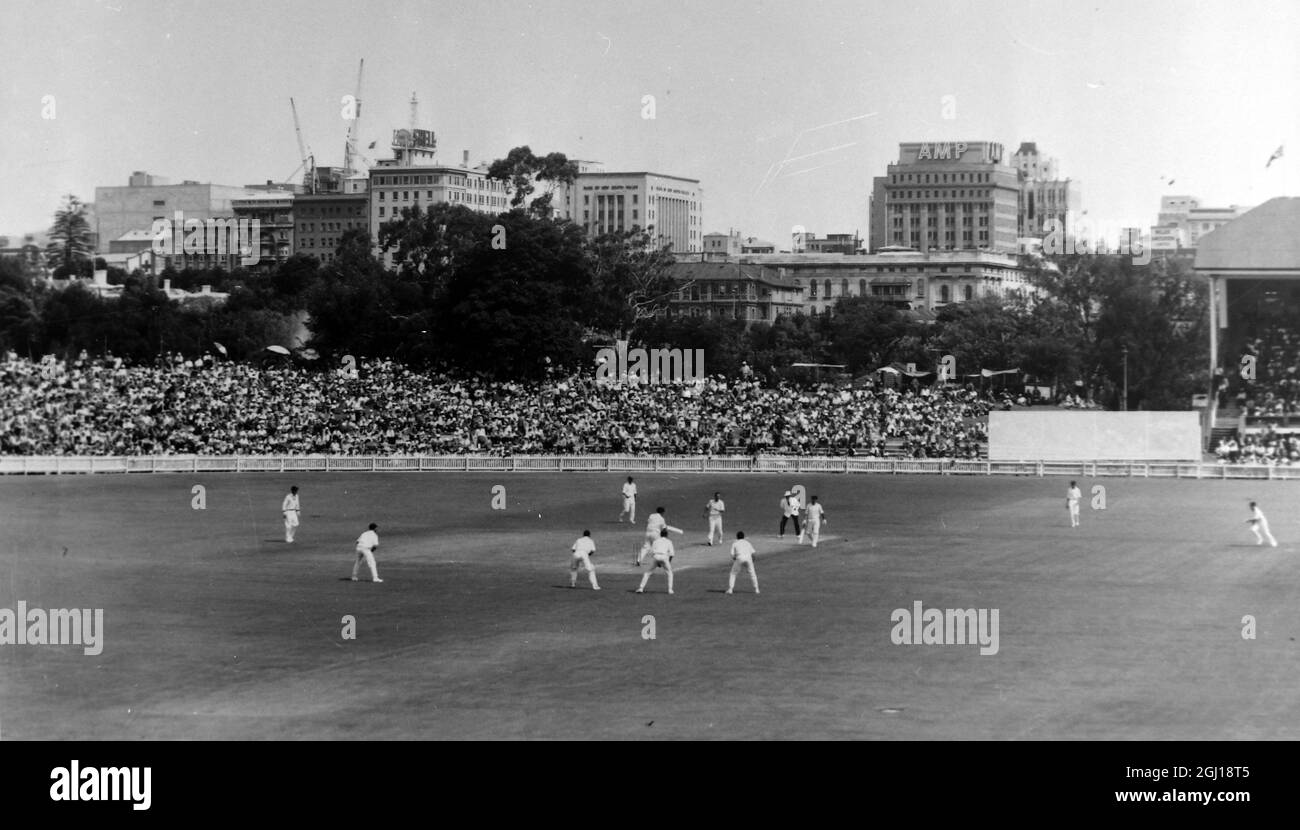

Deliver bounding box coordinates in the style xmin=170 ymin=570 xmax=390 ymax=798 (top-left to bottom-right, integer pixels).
xmin=575 ymin=172 xmax=702 ymax=253
xmin=1012 ymin=142 xmax=1080 ymax=240
xmin=869 ymin=142 xmax=1019 ymax=254
xmin=367 ymin=124 xmax=510 ymax=266
xmin=1151 ymin=195 xmax=1250 ymax=251
xmin=93 ymin=172 xmax=263 ymax=255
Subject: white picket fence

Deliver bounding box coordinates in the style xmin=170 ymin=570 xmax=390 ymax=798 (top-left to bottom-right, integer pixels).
xmin=1 ymin=454 xmax=1298 ymax=479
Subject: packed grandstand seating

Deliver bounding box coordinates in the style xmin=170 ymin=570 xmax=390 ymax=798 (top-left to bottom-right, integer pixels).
xmin=1 ymin=354 xmax=1005 ymax=458
xmin=1213 ymin=310 xmax=1300 ymax=463
xmin=1213 ymin=429 xmax=1300 ymax=465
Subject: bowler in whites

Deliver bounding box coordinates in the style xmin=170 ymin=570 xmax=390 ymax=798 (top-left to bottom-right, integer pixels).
xmin=1247 ymin=501 xmax=1278 ymax=547
xmin=282 ymin=485 xmax=301 ymax=542
xmin=804 ymin=495 xmax=826 ymax=547
xmin=569 ymin=529 xmax=600 ymax=590
xmin=727 ymin=531 xmax=760 ymax=594
xmin=620 ymin=476 xmax=638 ymax=523
xmin=352 ymin=522 xmax=384 ymax=582
xmin=704 ymin=491 xmax=726 ymax=546
xmin=1066 ymin=481 xmax=1082 ymax=528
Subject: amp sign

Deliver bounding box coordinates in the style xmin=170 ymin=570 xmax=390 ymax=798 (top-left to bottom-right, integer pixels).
xmin=915 ymin=142 xmax=1003 ymax=163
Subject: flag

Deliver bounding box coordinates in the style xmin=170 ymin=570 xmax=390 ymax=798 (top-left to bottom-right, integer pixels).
xmin=1266 ymin=145 xmax=1284 ymax=168
xmin=368 ymin=140 xmax=377 ymax=149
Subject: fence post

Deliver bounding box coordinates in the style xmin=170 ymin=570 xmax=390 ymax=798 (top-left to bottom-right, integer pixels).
xmin=1037 ymin=461 xmax=1043 ymax=477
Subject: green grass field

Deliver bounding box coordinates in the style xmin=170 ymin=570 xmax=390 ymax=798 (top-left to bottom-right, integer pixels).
xmin=2 ymin=470 xmax=1298 ymax=740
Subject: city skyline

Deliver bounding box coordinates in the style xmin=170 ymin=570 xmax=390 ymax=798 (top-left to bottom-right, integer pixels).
xmin=2 ymin=0 xmax=1296 ymax=249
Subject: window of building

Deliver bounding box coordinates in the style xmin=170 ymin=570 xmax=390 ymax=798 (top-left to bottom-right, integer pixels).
xmin=940 ymin=285 xmax=950 ymax=302
xmin=963 ymin=285 xmax=973 ymax=301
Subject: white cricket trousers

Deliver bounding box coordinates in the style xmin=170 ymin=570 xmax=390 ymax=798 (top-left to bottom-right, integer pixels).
xmin=353 ymin=548 xmax=380 ymax=581
xmin=708 ymin=516 xmax=723 ymax=544
xmin=728 ymin=559 xmax=759 ymax=593
xmin=1252 ymin=521 xmax=1278 ymax=547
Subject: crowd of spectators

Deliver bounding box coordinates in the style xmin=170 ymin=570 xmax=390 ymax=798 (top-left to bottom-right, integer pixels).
xmin=1 ymin=354 xmax=994 ymax=458
xmin=1209 ymin=322 xmax=1300 ymax=464
xmin=1227 ymin=325 xmax=1300 ymax=417
xmin=1214 ymin=429 xmax=1300 ymax=465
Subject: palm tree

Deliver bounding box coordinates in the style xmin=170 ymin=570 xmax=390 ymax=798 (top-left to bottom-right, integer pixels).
xmin=46 ymin=194 xmax=94 ymax=277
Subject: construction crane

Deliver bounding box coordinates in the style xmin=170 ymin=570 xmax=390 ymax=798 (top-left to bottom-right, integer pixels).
xmin=342 ymin=58 xmax=365 ymax=177
xmin=289 ymin=97 xmax=316 ymax=194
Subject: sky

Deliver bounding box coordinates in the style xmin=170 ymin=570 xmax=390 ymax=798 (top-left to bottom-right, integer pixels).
xmin=1 ymin=0 xmax=1297 ymax=246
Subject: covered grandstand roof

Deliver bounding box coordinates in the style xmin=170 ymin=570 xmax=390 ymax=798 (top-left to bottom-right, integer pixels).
xmin=1195 ymin=197 xmax=1300 ymax=273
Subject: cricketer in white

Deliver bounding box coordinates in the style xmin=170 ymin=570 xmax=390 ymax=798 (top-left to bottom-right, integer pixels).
xmin=0 ymin=602 xmax=104 ymax=656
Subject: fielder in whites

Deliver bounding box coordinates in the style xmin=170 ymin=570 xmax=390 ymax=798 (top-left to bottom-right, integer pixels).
xmin=352 ymin=523 xmax=383 ymax=582
xmin=1066 ymin=481 xmax=1082 ymax=528
xmin=727 ymin=531 xmax=760 ymax=594
xmin=637 ymin=529 xmax=676 ymax=594
xmin=1247 ymin=502 xmax=1278 ymax=547
xmin=569 ymin=530 xmax=600 ymax=590
xmin=282 ymin=485 xmax=301 ymax=543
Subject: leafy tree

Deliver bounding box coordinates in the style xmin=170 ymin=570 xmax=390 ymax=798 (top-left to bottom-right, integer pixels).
xmin=586 ymin=228 xmax=679 ymax=337
xmin=377 ymin=203 xmax=496 ymax=287
xmin=431 ymin=209 xmax=590 ymax=377
xmin=745 ymin=313 xmax=830 ymax=381
xmin=828 ymin=295 xmax=915 ymax=372
xmin=634 ymin=315 xmax=749 ymax=376
xmin=931 ymin=295 xmax=1028 ymax=375
xmin=46 ymin=194 xmax=95 ymax=276
xmin=486 ymin=146 xmax=579 ymax=217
